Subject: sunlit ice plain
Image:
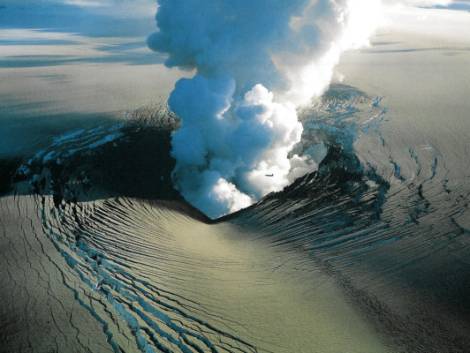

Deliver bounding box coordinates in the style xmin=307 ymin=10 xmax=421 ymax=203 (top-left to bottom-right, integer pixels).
xmin=1 ymin=1 xmax=470 ymax=353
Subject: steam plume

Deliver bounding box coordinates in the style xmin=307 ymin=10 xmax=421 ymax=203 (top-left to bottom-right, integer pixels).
xmin=148 ymin=0 xmax=381 ymax=218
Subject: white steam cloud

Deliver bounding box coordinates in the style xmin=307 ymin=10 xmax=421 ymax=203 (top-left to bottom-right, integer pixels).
xmin=148 ymin=0 xmax=382 ymax=219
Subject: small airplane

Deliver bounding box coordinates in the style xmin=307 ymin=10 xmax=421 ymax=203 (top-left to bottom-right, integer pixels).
xmin=94 ymin=279 xmax=104 ymax=291
xmin=265 ymin=173 xmax=274 ymax=177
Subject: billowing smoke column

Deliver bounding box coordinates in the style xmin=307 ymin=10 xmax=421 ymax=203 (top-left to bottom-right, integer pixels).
xmin=148 ymin=0 xmax=382 ymax=219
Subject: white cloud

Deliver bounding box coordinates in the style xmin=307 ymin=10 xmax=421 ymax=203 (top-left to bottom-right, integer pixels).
xmin=381 ymin=0 xmax=470 ymax=41
xmin=385 ymin=0 xmax=453 ymax=5
xmin=149 ymin=0 xmax=382 ymax=218
xmin=63 ymin=0 xmax=104 ymax=7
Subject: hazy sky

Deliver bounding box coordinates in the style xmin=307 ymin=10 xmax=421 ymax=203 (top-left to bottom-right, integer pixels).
xmin=0 ymin=0 xmax=468 ymax=158
xmin=1 ymin=0 xmax=469 ymax=39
